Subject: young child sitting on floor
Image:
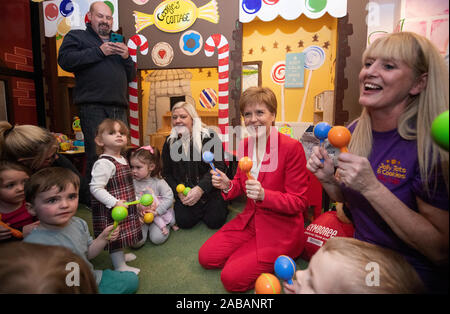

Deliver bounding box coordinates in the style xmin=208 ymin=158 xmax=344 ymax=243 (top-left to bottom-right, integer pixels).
xmin=24 ymin=167 xmax=139 ymax=294
xmin=0 ymin=161 xmax=39 ymax=241
xmin=283 ymin=237 xmax=425 ymax=294
xmin=129 ymin=146 xmax=178 ymax=247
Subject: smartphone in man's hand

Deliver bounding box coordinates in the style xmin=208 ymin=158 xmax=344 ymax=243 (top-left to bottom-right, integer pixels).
xmin=110 ymin=33 xmax=123 ymax=43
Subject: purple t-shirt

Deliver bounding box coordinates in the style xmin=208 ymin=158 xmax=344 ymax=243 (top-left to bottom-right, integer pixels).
xmin=341 ymin=125 xmax=448 ymax=293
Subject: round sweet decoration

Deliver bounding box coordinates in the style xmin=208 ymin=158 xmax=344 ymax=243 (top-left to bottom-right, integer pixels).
xmin=303 ymin=45 xmax=325 ymax=70
xmin=45 ymin=3 xmax=59 ymax=21
xmin=104 ymin=1 xmax=115 ymax=14
xmin=262 ymin=0 xmax=280 ymax=5
xmin=151 ymin=42 xmax=174 ymax=67
xmin=242 ymin=0 xmax=262 ymax=14
xmin=57 ymin=17 xmax=72 ymax=36
xmin=179 ymin=30 xmax=203 ymax=56
xmin=59 ymin=0 xmax=74 ymax=18
xmin=305 ymin=0 xmax=328 ymax=13
xmin=132 ymin=0 xmax=150 ymax=5
xmin=199 ymin=88 xmax=218 ymax=109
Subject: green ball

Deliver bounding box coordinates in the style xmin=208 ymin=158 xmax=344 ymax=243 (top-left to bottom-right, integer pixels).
xmin=183 ymin=187 xmax=191 ymax=196
xmin=140 ymin=194 xmax=154 ymax=206
xmin=111 ymin=206 xmax=128 ymax=222
xmin=431 ymin=110 xmax=449 ymax=151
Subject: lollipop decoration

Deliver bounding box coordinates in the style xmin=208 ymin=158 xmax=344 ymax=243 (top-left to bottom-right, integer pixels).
xmin=431 ymin=110 xmax=449 ymax=151
xmin=202 ymin=151 xmax=220 ymax=176
xmin=204 ymin=33 xmax=230 ymax=153
xmin=127 ymin=34 xmax=149 ymax=146
xmin=108 ymin=206 xmax=128 ymax=239
xmin=274 ymin=255 xmax=296 ymax=285
xmin=297 ymin=46 xmax=326 ymax=122
xmin=238 ymin=157 xmax=255 ymax=180
xmin=271 ymin=61 xmax=286 ymax=122
xmin=328 ymin=126 xmax=351 ymax=153
xmin=255 ymin=273 xmax=282 ymax=294
xmin=314 ymin=122 xmax=332 ymax=162
xmin=124 ymin=193 xmax=154 ymax=207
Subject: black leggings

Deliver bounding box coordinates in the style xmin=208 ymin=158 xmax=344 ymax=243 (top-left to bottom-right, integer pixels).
xmin=174 ymin=194 xmax=228 ymax=229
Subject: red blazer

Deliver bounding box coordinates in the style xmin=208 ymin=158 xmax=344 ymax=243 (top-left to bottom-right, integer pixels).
xmin=222 ymin=129 xmax=310 ymax=263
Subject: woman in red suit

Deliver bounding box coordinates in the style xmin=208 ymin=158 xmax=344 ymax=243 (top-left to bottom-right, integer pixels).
xmin=198 ymin=87 xmax=310 ymax=292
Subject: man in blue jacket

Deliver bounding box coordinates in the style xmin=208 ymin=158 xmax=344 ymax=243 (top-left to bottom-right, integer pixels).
xmin=58 ymin=1 xmax=136 ymax=200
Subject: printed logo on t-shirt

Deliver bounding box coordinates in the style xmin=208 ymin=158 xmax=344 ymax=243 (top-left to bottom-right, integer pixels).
xmin=376 ymin=159 xmax=407 ymax=185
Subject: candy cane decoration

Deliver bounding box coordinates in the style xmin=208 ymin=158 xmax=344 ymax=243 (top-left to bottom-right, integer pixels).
xmin=204 ymin=34 xmax=230 ymax=153
xmin=127 ymin=34 xmax=149 ymax=146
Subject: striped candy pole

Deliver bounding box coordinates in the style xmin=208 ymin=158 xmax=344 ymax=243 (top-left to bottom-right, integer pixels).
xmin=127 ymin=34 xmax=149 ymax=146
xmin=204 ymin=33 xmax=230 ymax=153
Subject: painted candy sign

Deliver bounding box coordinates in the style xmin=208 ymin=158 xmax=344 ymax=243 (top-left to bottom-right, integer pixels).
xmin=239 ymin=0 xmax=347 ymax=22
xmin=134 ymin=0 xmax=219 ymax=33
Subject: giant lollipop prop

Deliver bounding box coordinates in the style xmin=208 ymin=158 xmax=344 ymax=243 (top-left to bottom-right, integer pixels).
xmin=108 ymin=206 xmax=128 ymax=240
xmin=314 ymin=122 xmax=332 ymax=162
xmin=202 ymin=151 xmax=220 ymax=176
xmin=328 ymin=126 xmax=351 ymax=153
xmin=238 ymin=156 xmax=255 ymax=180
xmin=431 ymin=110 xmax=449 ymax=151
xmin=274 ymin=255 xmax=296 ymax=285
xmin=271 ymin=61 xmax=286 ymax=122
xmin=297 ymin=46 xmax=325 ymax=122
xmin=127 ymin=34 xmax=149 ymax=146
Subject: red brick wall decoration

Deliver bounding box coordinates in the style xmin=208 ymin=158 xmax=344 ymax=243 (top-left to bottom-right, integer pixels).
xmin=0 ymin=0 xmax=37 ymax=125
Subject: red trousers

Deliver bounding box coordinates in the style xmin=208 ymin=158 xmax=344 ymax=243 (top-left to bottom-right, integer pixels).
xmin=198 ymin=216 xmax=274 ymax=292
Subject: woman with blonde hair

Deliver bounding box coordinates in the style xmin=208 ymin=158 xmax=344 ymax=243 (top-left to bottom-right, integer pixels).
xmin=161 ymin=102 xmax=228 ymax=229
xmin=307 ymin=32 xmax=448 ymax=293
xmin=0 ymin=121 xmax=91 ymax=205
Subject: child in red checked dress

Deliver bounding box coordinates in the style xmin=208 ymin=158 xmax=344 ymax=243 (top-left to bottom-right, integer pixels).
xmin=90 ymin=119 xmax=142 ymax=275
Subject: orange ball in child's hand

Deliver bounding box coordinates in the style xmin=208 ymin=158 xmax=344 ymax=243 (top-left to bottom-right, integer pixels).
xmin=144 ymin=213 xmax=154 ymax=224
xmin=255 ymin=273 xmax=281 ymax=294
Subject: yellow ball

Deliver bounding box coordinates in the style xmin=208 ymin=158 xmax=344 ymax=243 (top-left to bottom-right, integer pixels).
xmin=144 ymin=213 xmax=154 ymax=224
xmin=176 ymin=184 xmax=185 ymax=194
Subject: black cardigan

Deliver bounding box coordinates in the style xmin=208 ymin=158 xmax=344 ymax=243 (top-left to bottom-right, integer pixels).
xmin=162 ymin=130 xmax=227 ymax=201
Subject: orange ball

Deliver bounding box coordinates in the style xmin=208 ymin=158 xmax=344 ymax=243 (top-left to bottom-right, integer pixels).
xmin=255 ymin=273 xmax=282 ymax=294
xmin=328 ymin=126 xmax=351 ymax=152
xmin=238 ymin=156 xmax=253 ymax=173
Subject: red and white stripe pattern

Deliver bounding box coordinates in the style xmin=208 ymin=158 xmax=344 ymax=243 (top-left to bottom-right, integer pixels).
xmin=204 ymin=33 xmax=229 ymax=152
xmin=127 ymin=34 xmax=149 ymax=146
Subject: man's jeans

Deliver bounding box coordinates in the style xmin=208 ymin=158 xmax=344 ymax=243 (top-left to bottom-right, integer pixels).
xmin=78 ymin=103 xmax=129 ymax=184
